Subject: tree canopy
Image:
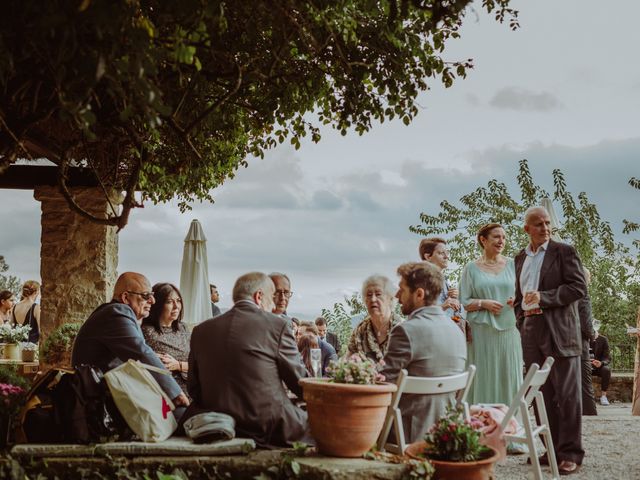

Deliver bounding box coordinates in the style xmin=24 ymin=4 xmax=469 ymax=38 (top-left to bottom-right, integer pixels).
xmin=410 ymin=159 xmax=640 ymax=346
xmin=0 ymin=255 xmax=21 ymax=296
xmin=0 ymin=0 xmax=517 ymax=229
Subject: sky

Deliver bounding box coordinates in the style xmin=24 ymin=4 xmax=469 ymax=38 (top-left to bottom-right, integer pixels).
xmin=1 ymin=0 xmax=639 ymax=319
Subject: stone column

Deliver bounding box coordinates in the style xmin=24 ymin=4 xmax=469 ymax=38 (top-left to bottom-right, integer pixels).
xmin=33 ymin=186 xmax=120 ymax=340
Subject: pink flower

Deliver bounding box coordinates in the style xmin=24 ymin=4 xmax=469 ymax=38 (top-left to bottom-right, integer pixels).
xmin=441 ymin=434 xmax=450 ymax=442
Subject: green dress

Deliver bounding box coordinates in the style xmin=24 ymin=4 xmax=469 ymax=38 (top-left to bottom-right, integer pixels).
xmin=459 ymin=259 xmax=523 ymax=405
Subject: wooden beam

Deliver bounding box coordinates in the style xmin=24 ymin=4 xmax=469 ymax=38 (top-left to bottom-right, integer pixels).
xmin=0 ymin=165 xmax=99 ymax=190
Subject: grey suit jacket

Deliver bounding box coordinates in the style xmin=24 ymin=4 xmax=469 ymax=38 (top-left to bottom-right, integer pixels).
xmin=381 ymin=305 xmax=467 ymax=443
xmin=514 ymin=239 xmax=587 ymax=357
xmin=71 ymin=301 xmax=182 ymax=399
xmin=188 ymin=300 xmax=309 ymax=448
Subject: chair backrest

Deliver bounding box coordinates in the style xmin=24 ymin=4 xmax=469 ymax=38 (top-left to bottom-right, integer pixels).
xmin=401 ymin=365 xmax=476 ymax=399
xmin=499 ymin=356 xmax=555 ymax=431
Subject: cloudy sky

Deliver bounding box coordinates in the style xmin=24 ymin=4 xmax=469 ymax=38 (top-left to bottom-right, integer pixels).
xmin=1 ymin=0 xmax=639 ymax=319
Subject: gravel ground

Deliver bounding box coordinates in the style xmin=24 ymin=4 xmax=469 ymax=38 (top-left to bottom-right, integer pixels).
xmin=496 ymin=403 xmax=640 ymax=479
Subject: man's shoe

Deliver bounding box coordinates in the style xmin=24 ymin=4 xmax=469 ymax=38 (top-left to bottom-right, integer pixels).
xmin=558 ymin=460 xmax=580 ymax=475
xmin=600 ymin=395 xmax=610 ymax=406
xmin=527 ymin=454 xmax=549 ymax=466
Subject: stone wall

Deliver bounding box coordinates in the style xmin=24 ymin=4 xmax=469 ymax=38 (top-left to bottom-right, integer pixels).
xmin=33 ymin=186 xmax=119 ymax=339
xmin=593 ymin=373 xmax=633 ymax=402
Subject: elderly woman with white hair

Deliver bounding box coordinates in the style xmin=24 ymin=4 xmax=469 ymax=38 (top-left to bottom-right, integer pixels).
xmin=347 ymin=274 xmax=403 ymax=363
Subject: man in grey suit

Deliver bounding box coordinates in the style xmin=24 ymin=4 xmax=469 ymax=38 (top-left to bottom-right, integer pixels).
xmin=188 ymin=272 xmax=310 ymax=448
xmin=381 ymin=262 xmax=467 ymax=444
xmin=515 ymin=206 xmax=587 ymax=475
xmin=72 ymin=272 xmax=190 ymax=409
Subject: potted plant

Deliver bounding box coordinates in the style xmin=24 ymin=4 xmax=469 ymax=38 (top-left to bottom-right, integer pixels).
xmin=299 ymin=353 xmax=397 ymax=457
xmin=21 ymin=342 xmax=38 ymax=362
xmin=0 ymin=365 xmax=29 ymax=448
xmin=405 ymin=406 xmax=500 ymax=480
xmin=40 ymin=322 xmax=82 ymax=367
xmin=0 ymin=324 xmax=31 ymax=360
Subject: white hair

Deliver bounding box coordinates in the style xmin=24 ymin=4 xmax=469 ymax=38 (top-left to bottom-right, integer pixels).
xmin=232 ymin=272 xmax=273 ymax=302
xmin=524 ymin=205 xmax=549 ymax=225
xmin=361 ymin=274 xmax=396 ymax=300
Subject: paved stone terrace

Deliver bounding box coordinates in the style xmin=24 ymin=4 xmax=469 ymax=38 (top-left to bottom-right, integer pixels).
xmin=2 ymin=403 xmax=639 ymax=479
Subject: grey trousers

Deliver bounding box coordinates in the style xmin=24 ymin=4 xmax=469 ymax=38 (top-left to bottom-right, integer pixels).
xmin=521 ymin=316 xmax=585 ymax=464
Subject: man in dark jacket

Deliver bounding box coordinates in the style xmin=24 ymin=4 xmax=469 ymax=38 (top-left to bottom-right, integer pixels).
xmin=590 ymin=329 xmax=611 ymax=406
xmin=188 ymin=272 xmax=310 ymax=447
xmin=315 ymin=316 xmax=341 ymax=354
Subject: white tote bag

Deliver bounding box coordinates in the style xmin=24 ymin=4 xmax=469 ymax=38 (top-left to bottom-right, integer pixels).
xmin=104 ymin=359 xmax=177 ymax=442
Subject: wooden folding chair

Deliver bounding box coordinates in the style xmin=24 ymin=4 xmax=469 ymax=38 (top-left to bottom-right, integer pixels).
xmin=497 ymin=357 xmax=559 ymax=480
xmin=376 ymin=365 xmax=476 ymax=454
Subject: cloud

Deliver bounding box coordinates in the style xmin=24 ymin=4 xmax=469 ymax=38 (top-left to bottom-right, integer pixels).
xmin=489 ymin=87 xmax=563 ymax=112
xmin=310 ymin=190 xmax=343 ymax=210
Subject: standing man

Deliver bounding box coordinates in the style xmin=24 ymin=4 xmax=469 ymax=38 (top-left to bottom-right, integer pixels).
xmin=72 ymin=272 xmax=189 ymax=410
xmin=210 ymin=284 xmax=221 ymax=317
xmin=381 ymin=262 xmax=466 ymax=444
xmin=315 ymin=316 xmax=341 ymax=354
xmin=515 ymin=206 xmax=587 ymax=475
xmin=188 ymin=272 xmax=309 ymax=447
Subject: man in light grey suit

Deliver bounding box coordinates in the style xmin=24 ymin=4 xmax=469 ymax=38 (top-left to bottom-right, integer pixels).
xmin=515 ymin=206 xmax=587 ymax=475
xmin=381 ymin=261 xmax=467 ymax=444
xmin=188 ymin=272 xmax=310 ymax=448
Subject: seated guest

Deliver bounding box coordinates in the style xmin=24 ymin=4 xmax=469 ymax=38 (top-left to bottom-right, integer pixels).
xmin=72 ymin=272 xmax=189 ymax=412
xmin=297 ymin=332 xmax=320 ymax=376
xmin=590 ymin=326 xmax=611 ymax=406
xmin=0 ymin=290 xmax=15 ymax=324
xmin=315 ymin=316 xmax=341 ymax=354
xmin=142 ymin=283 xmax=191 ymax=395
xmin=188 ymin=272 xmax=310 ymax=447
xmin=290 ymin=317 xmax=301 ymax=337
xmin=348 ymin=274 xmax=403 ymax=363
xmin=381 ymin=262 xmax=467 ymax=444
xmin=298 ymin=321 xmax=337 ymax=376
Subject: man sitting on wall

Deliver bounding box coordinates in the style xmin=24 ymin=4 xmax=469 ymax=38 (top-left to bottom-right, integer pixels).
xmin=72 ymin=272 xmax=190 ymax=412
xmin=590 ymin=326 xmax=612 ymax=406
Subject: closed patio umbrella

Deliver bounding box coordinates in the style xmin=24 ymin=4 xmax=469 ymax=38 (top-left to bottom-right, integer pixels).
xmin=179 ymin=219 xmax=211 ymax=328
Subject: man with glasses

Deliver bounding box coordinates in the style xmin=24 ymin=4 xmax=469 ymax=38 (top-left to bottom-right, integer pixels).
xmin=72 ymin=272 xmax=190 ymax=412
xmin=269 ymin=272 xmax=292 ymax=316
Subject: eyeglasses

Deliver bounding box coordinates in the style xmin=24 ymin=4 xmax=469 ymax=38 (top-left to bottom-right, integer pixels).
xmin=126 ymin=291 xmax=155 ymax=301
xmin=274 ymin=290 xmax=293 ymax=299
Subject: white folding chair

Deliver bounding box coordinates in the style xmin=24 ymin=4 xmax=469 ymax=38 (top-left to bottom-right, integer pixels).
xmin=376 ymin=365 xmax=476 ymax=454
xmin=497 ymin=357 xmax=559 ymax=480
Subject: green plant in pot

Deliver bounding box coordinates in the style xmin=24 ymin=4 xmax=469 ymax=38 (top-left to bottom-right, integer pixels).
xmin=40 ymin=322 xmax=82 ymax=367
xmin=405 ymin=406 xmax=499 ymax=480
xmin=0 ymin=324 xmax=31 ymax=360
xmin=299 ymin=353 xmax=397 ymax=457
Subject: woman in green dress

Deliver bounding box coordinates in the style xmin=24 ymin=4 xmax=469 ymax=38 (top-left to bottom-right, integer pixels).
xmin=459 ymin=223 xmax=523 ymax=405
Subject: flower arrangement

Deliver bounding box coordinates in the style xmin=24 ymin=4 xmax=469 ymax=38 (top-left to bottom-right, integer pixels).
xmin=21 ymin=342 xmax=38 ymax=352
xmin=326 ymin=353 xmax=385 ymax=385
xmin=423 ymin=406 xmax=491 ymax=462
xmin=0 ymin=366 xmax=29 ymax=419
xmin=0 ymin=323 xmax=31 ymax=344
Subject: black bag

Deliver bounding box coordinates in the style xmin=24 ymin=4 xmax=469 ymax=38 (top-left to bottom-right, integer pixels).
xmin=21 ymin=365 xmax=132 ymax=444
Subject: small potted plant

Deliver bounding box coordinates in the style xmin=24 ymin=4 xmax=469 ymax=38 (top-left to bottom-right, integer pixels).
xmin=0 ymin=365 xmax=29 ymax=448
xmin=21 ymin=342 xmax=38 ymax=362
xmin=0 ymin=324 xmax=31 ymax=360
xmin=405 ymin=406 xmax=499 ymax=480
xmin=299 ymin=353 xmax=397 ymax=457
xmin=40 ymin=322 xmax=82 ymax=367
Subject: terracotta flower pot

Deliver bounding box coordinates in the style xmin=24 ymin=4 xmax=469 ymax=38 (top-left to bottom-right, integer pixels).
xmin=406 ymin=441 xmax=499 ymax=480
xmin=299 ymin=378 xmax=396 ymax=457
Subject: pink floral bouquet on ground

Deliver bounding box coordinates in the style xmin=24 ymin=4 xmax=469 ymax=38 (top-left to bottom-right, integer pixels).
xmin=423 ymin=406 xmax=492 ymax=462
xmin=326 ymin=353 xmax=386 ymax=385
xmin=1 ymin=382 xmax=26 ymax=418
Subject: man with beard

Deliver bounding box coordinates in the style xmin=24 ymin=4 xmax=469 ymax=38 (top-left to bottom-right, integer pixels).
xmin=381 ymin=262 xmax=467 ymax=444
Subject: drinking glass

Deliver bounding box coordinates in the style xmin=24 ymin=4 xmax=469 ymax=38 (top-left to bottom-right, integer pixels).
xmin=310 ymin=348 xmax=322 ymax=378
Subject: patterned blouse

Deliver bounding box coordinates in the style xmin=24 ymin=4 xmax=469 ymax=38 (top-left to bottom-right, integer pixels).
xmin=347 ymin=313 xmax=404 ymax=363
xmin=141 ymin=323 xmax=191 ymax=394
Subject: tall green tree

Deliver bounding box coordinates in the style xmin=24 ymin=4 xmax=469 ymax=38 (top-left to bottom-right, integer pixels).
xmin=410 ymin=159 xmax=640 ymax=348
xmin=0 ymin=0 xmax=517 ymax=229
xmin=0 ymin=255 xmax=21 ymax=296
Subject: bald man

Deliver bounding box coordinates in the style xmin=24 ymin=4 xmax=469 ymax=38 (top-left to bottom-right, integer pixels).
xmin=72 ymin=272 xmax=189 ymax=409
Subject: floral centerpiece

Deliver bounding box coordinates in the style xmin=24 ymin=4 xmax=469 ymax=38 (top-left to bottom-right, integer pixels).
xmin=327 ymin=353 xmax=385 ymax=384
xmin=0 ymin=366 xmax=29 ymax=447
xmin=0 ymin=323 xmax=31 ymax=344
xmin=300 ymin=353 xmax=396 ymax=457
xmin=406 ymin=406 xmax=499 ymax=480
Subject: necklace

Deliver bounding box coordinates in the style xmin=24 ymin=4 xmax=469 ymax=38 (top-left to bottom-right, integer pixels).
xmin=481 ymin=256 xmax=500 ymax=266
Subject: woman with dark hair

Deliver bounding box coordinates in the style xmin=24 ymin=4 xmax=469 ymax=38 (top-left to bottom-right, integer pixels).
xmin=297 ymin=332 xmax=319 ymax=377
xmin=12 ymin=280 xmax=41 ymax=342
xmin=141 ymin=283 xmax=191 ymax=393
xmin=0 ymin=290 xmax=15 ymax=324
xmin=459 ymin=223 xmax=522 ymax=405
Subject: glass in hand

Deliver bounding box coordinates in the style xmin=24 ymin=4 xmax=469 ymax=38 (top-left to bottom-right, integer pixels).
xmin=310 ymin=348 xmax=322 ymax=378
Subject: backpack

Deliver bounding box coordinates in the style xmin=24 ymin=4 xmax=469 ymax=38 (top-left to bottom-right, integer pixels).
xmin=19 ymin=365 xmax=132 ymax=444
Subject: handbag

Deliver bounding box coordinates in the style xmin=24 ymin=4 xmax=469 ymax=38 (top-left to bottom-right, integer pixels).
xmin=104 ymin=359 xmax=177 ymax=442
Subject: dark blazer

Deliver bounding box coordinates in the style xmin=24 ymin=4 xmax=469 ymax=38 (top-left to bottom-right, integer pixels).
xmin=514 ymin=240 xmax=587 ymax=357
xmin=324 ymin=331 xmax=341 ymax=355
xmin=188 ymin=300 xmax=309 ymax=448
xmin=578 ymin=295 xmax=595 ymax=361
xmin=319 ymin=338 xmax=338 ymax=375
xmin=590 ymin=335 xmax=611 ymax=366
xmin=72 ymin=302 xmax=182 ymax=400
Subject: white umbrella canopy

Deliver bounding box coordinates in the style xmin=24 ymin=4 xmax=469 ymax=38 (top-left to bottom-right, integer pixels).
xmin=179 ymin=219 xmax=211 ymax=328
xmin=540 ymin=197 xmax=563 ymax=242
